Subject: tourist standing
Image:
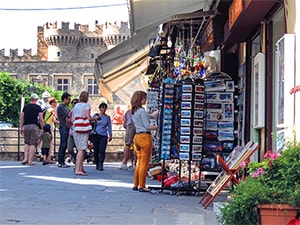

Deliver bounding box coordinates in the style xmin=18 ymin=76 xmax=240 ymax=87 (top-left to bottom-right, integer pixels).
xmin=72 ymin=91 xmax=96 ymax=175
xmin=19 ymin=93 xmax=44 ymax=165
xmin=131 ymin=91 xmax=158 ymax=192
xmin=57 ymin=92 xmax=71 ymax=168
xmin=119 ymin=106 xmax=136 ymax=170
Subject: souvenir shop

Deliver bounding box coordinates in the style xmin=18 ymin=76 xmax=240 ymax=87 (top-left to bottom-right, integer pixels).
xmin=144 ymin=18 xmax=240 ymax=195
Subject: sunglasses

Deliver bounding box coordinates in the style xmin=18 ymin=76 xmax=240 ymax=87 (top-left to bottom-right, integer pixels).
xmin=72 ymin=102 xmax=78 ymax=105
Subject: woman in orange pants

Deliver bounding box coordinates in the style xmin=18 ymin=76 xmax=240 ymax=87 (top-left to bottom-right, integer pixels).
xmin=131 ymin=90 xmax=158 ymax=192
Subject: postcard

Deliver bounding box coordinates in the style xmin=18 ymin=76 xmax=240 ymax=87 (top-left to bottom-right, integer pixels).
xmin=223 ymin=103 xmax=234 ymax=121
xmin=194 ymin=110 xmax=204 ymax=119
xmin=218 ymin=93 xmax=233 ymax=102
xmin=181 ymin=101 xmax=192 ymax=109
xmin=205 ymin=121 xmax=218 ymax=130
xmin=181 ymin=110 xmax=191 ymax=118
xmin=179 ymin=152 xmax=189 ymax=160
xmin=226 ymin=81 xmax=235 ymax=92
xmin=193 ymin=128 xmax=203 ymax=136
xmin=181 ymin=119 xmax=191 ymax=126
xmin=204 ymin=80 xmax=226 ymax=91
xmin=182 ymin=93 xmax=192 ymax=101
xmin=192 ymin=145 xmax=202 ymax=152
xmin=195 ymin=94 xmax=205 ymax=101
xmin=193 ymin=136 xmax=202 ymax=144
xmin=194 ymin=119 xmax=203 ymax=127
xmin=180 ymin=127 xmax=191 ymax=135
xmin=180 ymin=144 xmax=190 ymax=152
xmin=204 ymin=130 xmax=218 ymax=139
xmin=195 ymin=85 xmax=204 ymax=92
xmin=206 ymin=110 xmax=223 ymax=121
xmin=182 ymin=84 xmax=193 ymax=92
xmin=180 ymin=135 xmax=190 ymax=143
xmin=203 ymin=143 xmax=223 ymax=152
xmin=194 ymin=102 xmax=204 ymax=110
xmin=192 ymin=153 xmax=202 ymax=161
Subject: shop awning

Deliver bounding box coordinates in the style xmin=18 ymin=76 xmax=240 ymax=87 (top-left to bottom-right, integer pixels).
xmin=127 ymin=0 xmax=212 ymax=33
xmin=95 ymin=0 xmax=216 ymax=102
xmin=94 ymin=25 xmax=157 ymax=102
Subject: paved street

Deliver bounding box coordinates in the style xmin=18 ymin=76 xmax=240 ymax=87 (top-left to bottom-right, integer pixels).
xmin=0 ymin=161 xmax=224 ymax=225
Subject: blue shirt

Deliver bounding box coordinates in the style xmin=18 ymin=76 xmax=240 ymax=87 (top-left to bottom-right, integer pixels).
xmin=93 ymin=113 xmax=112 ymax=137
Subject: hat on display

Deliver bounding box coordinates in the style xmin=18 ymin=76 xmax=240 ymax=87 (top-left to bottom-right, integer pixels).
xmin=30 ymin=93 xmax=39 ymax=100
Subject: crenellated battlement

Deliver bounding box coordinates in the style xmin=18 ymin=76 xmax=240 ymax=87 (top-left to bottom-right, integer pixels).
xmin=0 ymin=48 xmax=38 ymax=61
xmin=1 ymin=20 xmax=130 ymax=62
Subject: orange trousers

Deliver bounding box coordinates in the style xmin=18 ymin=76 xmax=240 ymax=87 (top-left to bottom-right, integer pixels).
xmin=133 ymin=133 xmax=152 ymax=189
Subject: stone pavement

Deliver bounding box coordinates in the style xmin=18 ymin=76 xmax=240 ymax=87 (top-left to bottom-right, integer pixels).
xmin=0 ymin=161 xmax=225 ymax=225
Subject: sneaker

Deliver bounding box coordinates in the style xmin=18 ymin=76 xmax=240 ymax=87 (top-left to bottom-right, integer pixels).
xmin=132 ymin=165 xmax=136 ymax=170
xmin=42 ymin=162 xmax=48 ymax=165
xmin=119 ymin=163 xmax=128 ymax=170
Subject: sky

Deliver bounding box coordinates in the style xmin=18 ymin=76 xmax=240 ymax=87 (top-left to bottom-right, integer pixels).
xmin=0 ymin=0 xmax=129 ymax=55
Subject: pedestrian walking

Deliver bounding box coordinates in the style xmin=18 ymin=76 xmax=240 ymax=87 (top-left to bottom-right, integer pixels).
xmin=91 ymin=102 xmax=112 ymax=171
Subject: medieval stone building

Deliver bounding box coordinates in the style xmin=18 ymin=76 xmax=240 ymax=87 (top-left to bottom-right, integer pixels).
xmin=0 ymin=20 xmax=131 ymax=112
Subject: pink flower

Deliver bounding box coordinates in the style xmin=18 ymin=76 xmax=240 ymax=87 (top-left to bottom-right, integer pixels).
xmin=252 ymin=167 xmax=264 ymax=178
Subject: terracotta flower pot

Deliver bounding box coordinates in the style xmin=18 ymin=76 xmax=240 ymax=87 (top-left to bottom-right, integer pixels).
xmin=257 ymin=204 xmax=299 ymax=225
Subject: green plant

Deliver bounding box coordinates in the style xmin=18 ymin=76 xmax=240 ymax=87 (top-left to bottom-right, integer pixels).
xmin=218 ymin=141 xmax=300 ymax=225
xmin=0 ymin=72 xmax=62 ymax=126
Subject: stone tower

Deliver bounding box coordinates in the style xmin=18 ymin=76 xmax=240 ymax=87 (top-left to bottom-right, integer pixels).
xmin=38 ymin=21 xmax=130 ymax=62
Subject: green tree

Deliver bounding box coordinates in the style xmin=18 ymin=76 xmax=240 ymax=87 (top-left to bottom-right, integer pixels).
xmin=0 ymin=72 xmax=62 ymax=126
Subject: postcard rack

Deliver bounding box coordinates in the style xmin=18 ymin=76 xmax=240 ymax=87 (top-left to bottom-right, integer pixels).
xmin=199 ymin=141 xmax=260 ymax=208
xmin=149 ymin=77 xmax=204 ymax=195
xmin=201 ymin=72 xmax=236 ymax=176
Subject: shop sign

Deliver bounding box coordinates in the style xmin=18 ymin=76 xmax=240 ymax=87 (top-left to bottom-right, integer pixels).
xmin=201 ymin=19 xmax=214 ymax=52
xmin=229 ymin=0 xmax=244 ymax=30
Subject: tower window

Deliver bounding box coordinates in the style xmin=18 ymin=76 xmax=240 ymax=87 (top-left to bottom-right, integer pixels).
xmin=57 ymin=52 xmax=61 ymax=57
xmin=91 ymin=54 xmax=94 ymax=59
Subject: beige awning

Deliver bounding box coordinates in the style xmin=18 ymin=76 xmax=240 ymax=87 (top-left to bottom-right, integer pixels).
xmin=95 ymin=0 xmax=216 ymax=102
xmin=94 ymin=25 xmax=157 ymax=102
xmin=127 ymin=0 xmax=212 ymax=33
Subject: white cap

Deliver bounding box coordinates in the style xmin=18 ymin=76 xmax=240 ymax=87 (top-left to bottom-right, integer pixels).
xmin=30 ymin=93 xmax=39 ymax=100
xmin=42 ymin=91 xmax=51 ymax=98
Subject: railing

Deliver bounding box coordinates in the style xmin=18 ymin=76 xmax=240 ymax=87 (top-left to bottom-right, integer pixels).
xmin=0 ymin=127 xmax=125 ymax=160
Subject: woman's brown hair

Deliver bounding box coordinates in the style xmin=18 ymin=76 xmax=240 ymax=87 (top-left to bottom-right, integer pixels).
xmin=79 ymin=91 xmax=89 ymax=103
xmin=130 ymin=90 xmax=146 ymax=114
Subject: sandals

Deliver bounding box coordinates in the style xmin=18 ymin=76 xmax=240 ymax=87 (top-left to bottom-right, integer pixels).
xmin=75 ymin=172 xmax=88 ymax=176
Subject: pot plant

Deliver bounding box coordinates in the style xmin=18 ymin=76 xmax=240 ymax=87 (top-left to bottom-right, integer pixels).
xmin=217 ymin=140 xmax=300 ymax=225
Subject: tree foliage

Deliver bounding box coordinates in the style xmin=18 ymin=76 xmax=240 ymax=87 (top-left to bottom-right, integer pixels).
xmin=0 ymin=72 xmax=62 ymax=126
